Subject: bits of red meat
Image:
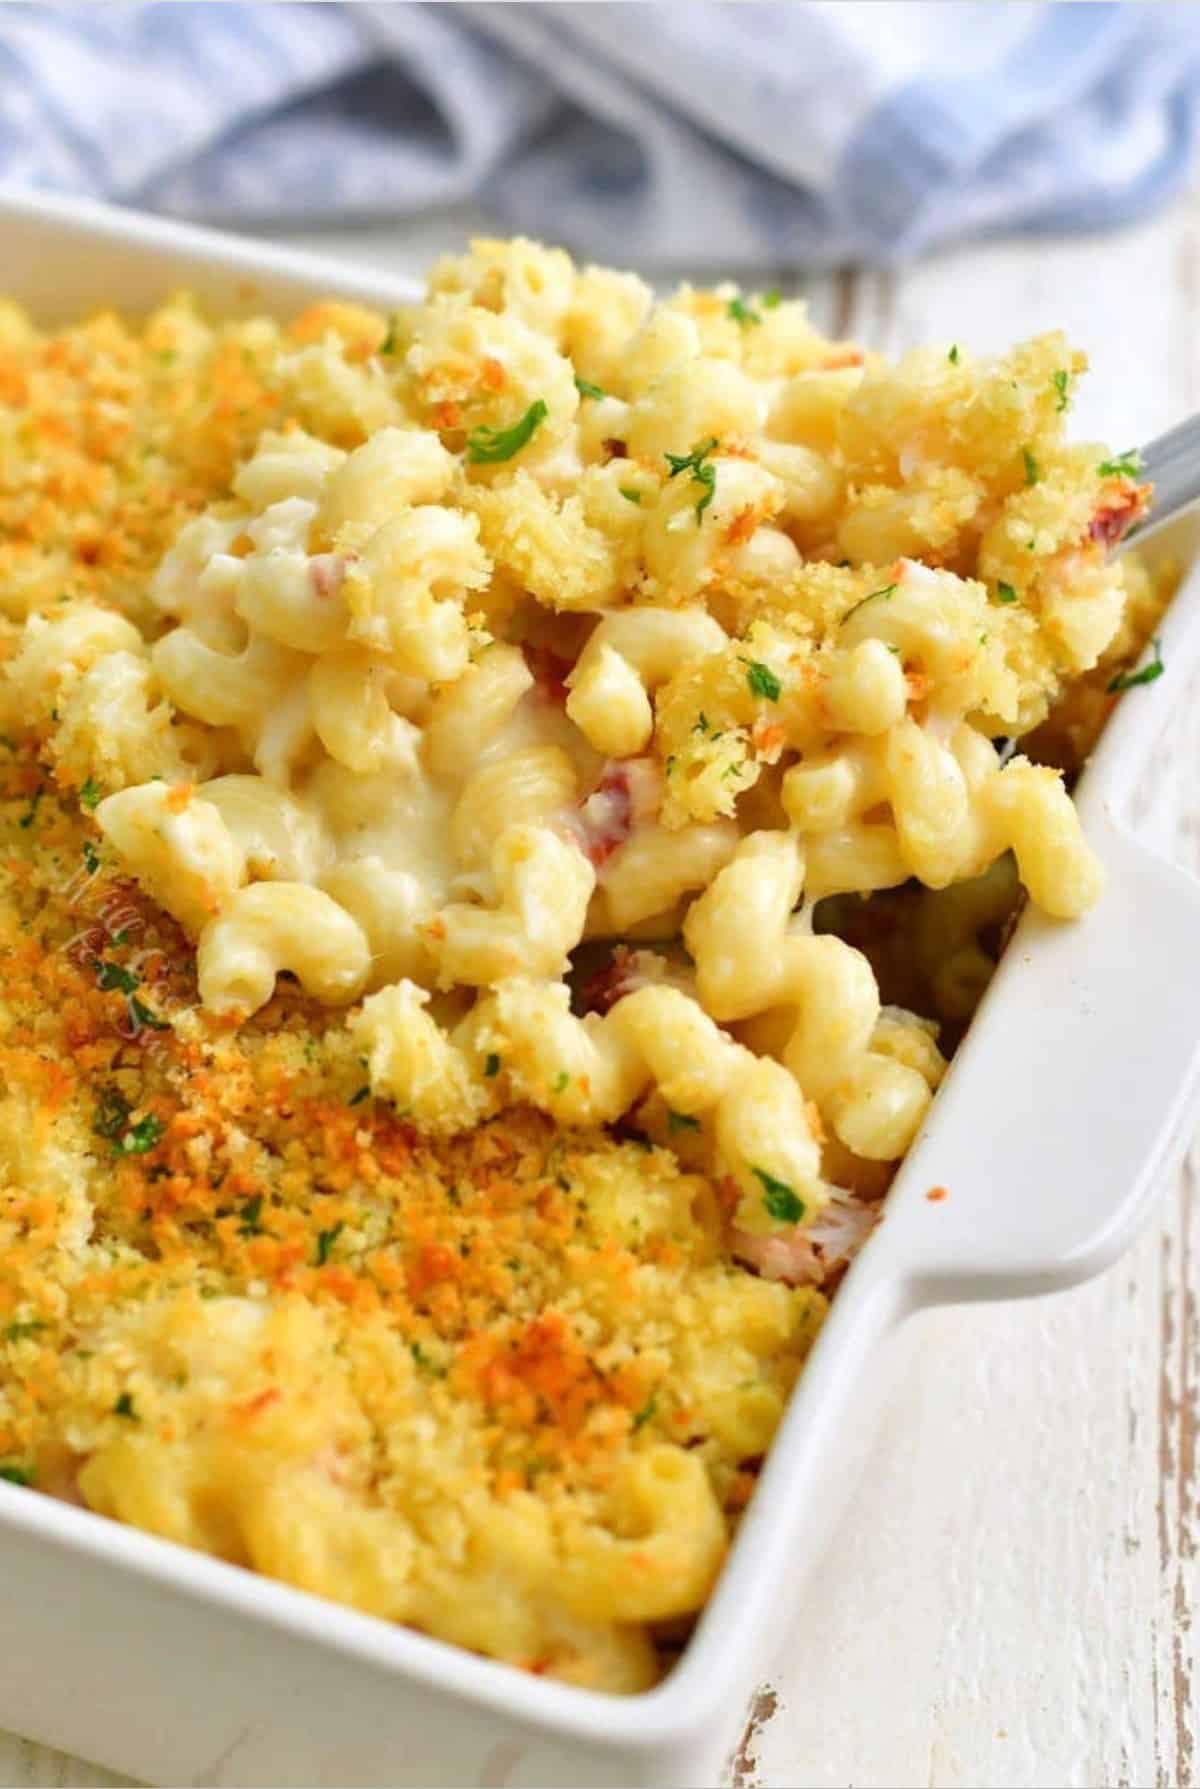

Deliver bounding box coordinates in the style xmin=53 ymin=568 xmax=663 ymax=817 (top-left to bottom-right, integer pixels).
xmin=522 ymin=643 xmax=573 ymax=705
xmin=308 ymin=553 xmax=351 ymax=598
xmin=1088 ymin=483 xmax=1150 ymax=548
xmin=577 ymin=763 xmax=635 ymax=867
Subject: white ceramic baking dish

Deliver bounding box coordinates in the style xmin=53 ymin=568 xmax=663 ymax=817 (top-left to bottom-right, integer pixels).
xmin=1 ymin=187 xmax=1199 ymax=1789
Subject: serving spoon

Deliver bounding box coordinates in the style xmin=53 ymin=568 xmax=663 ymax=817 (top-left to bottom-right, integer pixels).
xmin=1125 ymin=415 xmax=1200 ymax=544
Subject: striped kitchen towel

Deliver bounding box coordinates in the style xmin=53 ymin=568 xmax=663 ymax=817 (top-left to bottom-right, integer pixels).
xmin=1 ymin=1 xmax=1198 ymax=267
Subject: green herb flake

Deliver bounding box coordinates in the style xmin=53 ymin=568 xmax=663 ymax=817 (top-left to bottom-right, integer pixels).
xmin=113 ymin=1393 xmax=137 ymax=1420
xmin=78 ymin=778 xmax=102 ymax=810
xmin=237 ymin=1193 xmax=265 ymax=1236
xmin=378 ymin=317 xmax=400 ymax=356
xmin=129 ymin=995 xmax=169 ymax=1032
xmin=315 ymin=1223 xmax=344 ymax=1267
xmin=631 ymin=1394 xmax=658 ymax=1432
xmin=573 ymin=374 xmax=606 ymax=400
xmin=484 ymin=1052 xmax=501 ymax=1078
xmin=664 ymin=436 xmax=718 ymax=523
xmin=93 ymin=1087 xmax=131 ymax=1146
xmin=619 ymin=486 xmax=643 ymax=505
xmin=1022 ymin=447 xmax=1040 ymax=486
xmin=727 ymin=295 xmax=761 ymax=327
xmin=995 ymin=581 xmax=1019 ymax=604
xmin=82 ymin=840 xmax=100 ymax=875
xmin=762 ymin=289 xmax=782 ymax=309
xmin=118 ymin=1114 xmax=165 ymax=1157
xmin=1107 ymin=637 xmax=1164 ymax=693
xmin=667 ymin=1109 xmax=700 ymax=1134
xmin=18 ymin=788 xmax=42 ymax=830
xmin=842 ymin=582 xmax=898 ymax=626
xmin=1052 ymin=368 xmax=1070 ymax=412
xmin=348 ymin=1085 xmax=371 ymax=1106
xmin=753 ymin=1166 xmax=806 ymax=1225
xmin=745 ymin=659 xmax=782 ymax=702
xmin=95 ymin=960 xmax=139 ymax=996
xmin=409 ymin=1340 xmax=446 ymax=1377
xmin=466 ymin=399 xmax=549 ymax=465
xmin=0 ymin=1464 xmax=33 ymax=1486
xmin=552 ymin=1070 xmax=570 ymax=1094
xmin=4 ymin=1320 xmax=46 ymax=1343
xmin=948 ymin=344 xmax=960 ymax=364
xmin=1098 ymin=448 xmax=1143 ymax=479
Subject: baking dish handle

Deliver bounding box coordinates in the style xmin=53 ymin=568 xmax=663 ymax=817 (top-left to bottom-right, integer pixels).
xmin=880 ymin=808 xmax=1200 ymax=1302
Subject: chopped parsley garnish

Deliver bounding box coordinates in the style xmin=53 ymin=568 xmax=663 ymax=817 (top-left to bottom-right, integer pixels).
xmin=948 ymin=344 xmax=960 ymax=364
xmin=762 ymin=289 xmax=782 ymax=309
xmin=0 ymin=1465 xmax=33 ymax=1485
xmin=1022 ymin=447 xmax=1040 ymax=486
xmin=745 ymin=659 xmax=782 ymax=702
xmin=667 ymin=1109 xmax=701 ymax=1133
xmin=82 ymin=840 xmax=100 ymax=875
xmin=1107 ymin=638 xmax=1164 ymax=692
xmin=93 ymin=1087 xmax=131 ymax=1146
xmin=631 ymin=1394 xmax=658 ymax=1431
xmin=727 ymin=295 xmax=761 ymax=327
xmin=113 ymin=1393 xmax=137 ymax=1420
xmin=78 ymin=778 xmax=102 ymax=810
xmin=484 ymin=1053 xmax=501 ymax=1078
xmin=129 ymin=996 xmax=169 ymax=1032
xmin=18 ymin=788 xmax=42 ymax=830
xmin=118 ymin=1114 xmax=165 ymax=1156
xmin=1052 ymin=368 xmax=1070 ymax=412
xmin=378 ymin=316 xmax=400 ymax=355
xmin=348 ymin=1085 xmax=370 ymax=1106
xmin=573 ymin=374 xmax=606 ymax=400
xmin=1098 ymin=448 xmax=1143 ymax=479
xmin=237 ymin=1194 xmax=265 ymax=1236
xmin=665 ymin=436 xmax=718 ymax=522
xmin=841 ymin=582 xmax=898 ymax=625
xmin=995 ymin=581 xmax=1019 ymax=604
xmin=619 ymin=486 xmax=643 ymax=505
xmin=3 ymin=1320 xmax=46 ymax=1342
xmin=315 ymin=1223 xmax=343 ymax=1266
xmin=94 ymin=960 xmax=139 ymax=995
xmin=753 ymin=1166 xmax=806 ymax=1225
xmin=552 ymin=1070 xmax=570 ymax=1094
xmin=466 ymin=399 xmax=548 ymax=464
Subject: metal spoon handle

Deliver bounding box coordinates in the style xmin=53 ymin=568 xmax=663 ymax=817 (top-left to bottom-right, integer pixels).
xmin=1127 ymin=413 xmax=1200 ymax=544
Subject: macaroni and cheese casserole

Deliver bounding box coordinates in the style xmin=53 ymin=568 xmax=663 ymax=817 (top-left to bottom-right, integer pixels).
xmin=0 ymin=240 xmax=1167 ymax=1691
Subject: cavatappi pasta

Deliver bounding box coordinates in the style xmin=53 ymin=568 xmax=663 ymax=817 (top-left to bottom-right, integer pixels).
xmin=0 ymin=244 xmax=1168 ymax=1691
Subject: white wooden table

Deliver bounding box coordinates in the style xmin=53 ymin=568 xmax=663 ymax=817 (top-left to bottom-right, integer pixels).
xmin=8 ymin=189 xmax=1200 ymax=1789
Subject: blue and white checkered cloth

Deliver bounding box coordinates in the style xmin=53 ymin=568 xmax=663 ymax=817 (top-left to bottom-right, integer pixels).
xmin=2 ymin=1 xmax=1200 ymax=269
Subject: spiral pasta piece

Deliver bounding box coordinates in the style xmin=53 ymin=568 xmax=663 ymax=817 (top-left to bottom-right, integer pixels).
xmin=684 ymin=833 xmax=944 ymax=1160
